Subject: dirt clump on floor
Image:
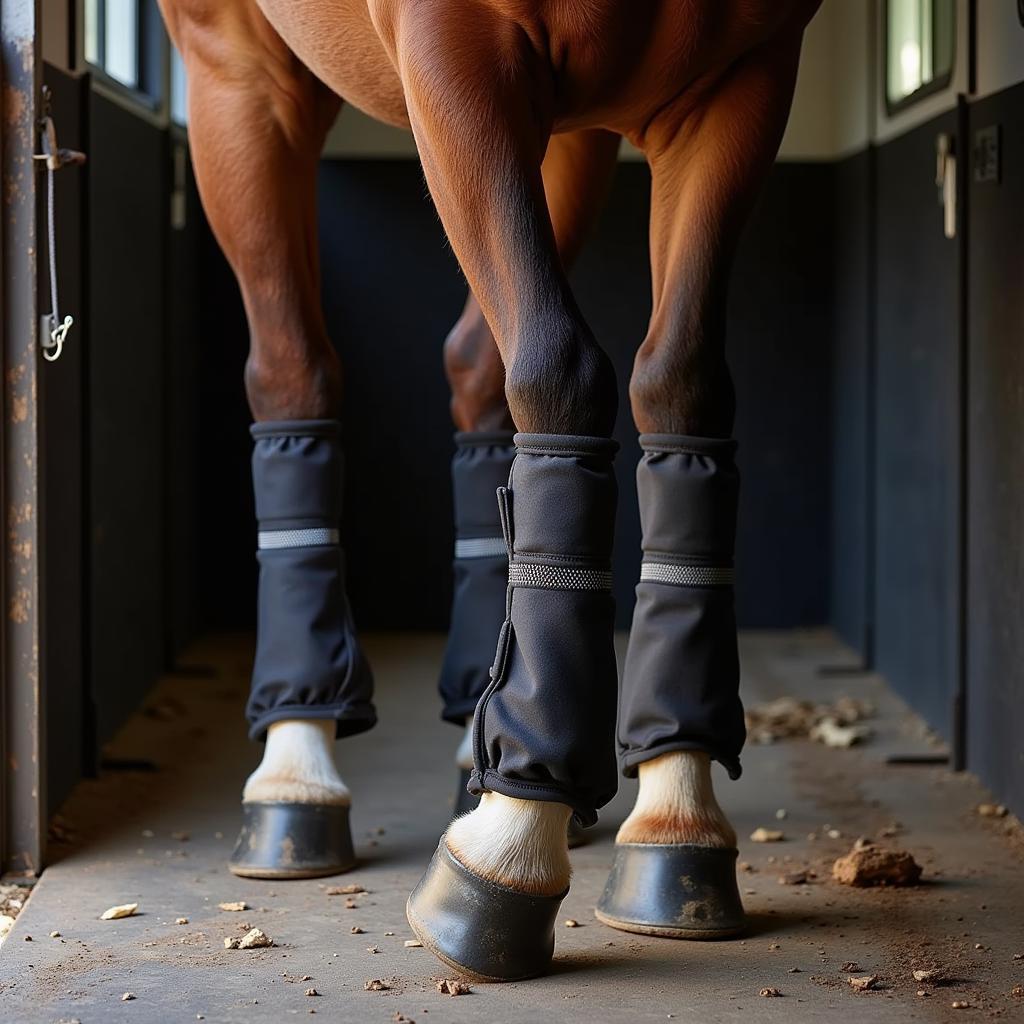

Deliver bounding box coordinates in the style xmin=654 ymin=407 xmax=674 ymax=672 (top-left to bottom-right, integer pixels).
xmin=976 ymin=803 xmax=1007 ymax=818
xmin=225 ymin=927 xmax=273 ymax=950
xmin=832 ymin=844 xmax=922 ymax=887
xmin=0 ymin=884 xmax=30 ymax=944
xmin=99 ymin=902 xmax=138 ymax=920
xmin=778 ymin=869 xmax=814 ymax=885
xmin=746 ymin=696 xmax=875 ymax=745
xmin=436 ymin=978 xmax=471 ymax=996
xmin=848 ymin=975 xmax=881 ymax=991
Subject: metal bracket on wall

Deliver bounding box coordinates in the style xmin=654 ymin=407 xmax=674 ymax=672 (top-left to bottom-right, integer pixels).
xmin=935 ymin=133 xmax=957 ymax=240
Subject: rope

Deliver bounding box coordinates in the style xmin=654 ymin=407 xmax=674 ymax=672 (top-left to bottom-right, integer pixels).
xmin=37 ymin=116 xmax=73 ymax=362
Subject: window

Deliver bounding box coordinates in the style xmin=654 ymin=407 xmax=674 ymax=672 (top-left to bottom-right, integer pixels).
xmin=170 ymin=46 xmax=188 ymax=126
xmin=83 ymin=0 xmax=165 ymax=107
xmin=885 ymin=0 xmax=956 ymax=111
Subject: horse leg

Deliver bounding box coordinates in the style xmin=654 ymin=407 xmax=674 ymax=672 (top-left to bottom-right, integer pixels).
xmin=392 ymin=5 xmax=620 ymax=979
xmin=159 ymin=0 xmax=373 ymax=877
xmin=597 ymin=31 xmax=805 ymax=936
xmin=441 ymin=130 xmax=621 ymax=808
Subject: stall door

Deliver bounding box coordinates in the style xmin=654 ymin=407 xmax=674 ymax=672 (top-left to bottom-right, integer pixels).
xmin=872 ymin=0 xmax=967 ymax=747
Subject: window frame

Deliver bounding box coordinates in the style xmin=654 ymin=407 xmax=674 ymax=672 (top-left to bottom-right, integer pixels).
xmin=78 ymin=0 xmax=171 ymax=124
xmin=883 ymin=0 xmax=958 ymax=116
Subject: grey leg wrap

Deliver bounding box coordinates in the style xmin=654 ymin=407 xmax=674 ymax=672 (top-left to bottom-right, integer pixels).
xmin=469 ymin=434 xmax=619 ymax=826
xmin=439 ymin=431 xmax=516 ymax=725
xmin=246 ymin=420 xmax=376 ymax=741
xmin=618 ymin=434 xmax=744 ymax=779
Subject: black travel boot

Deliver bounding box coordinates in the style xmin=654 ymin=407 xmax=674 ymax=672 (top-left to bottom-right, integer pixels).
xmin=597 ymin=434 xmax=746 ymax=937
xmin=438 ymin=431 xmax=516 ymax=816
xmin=230 ymin=420 xmax=375 ymax=880
xmin=409 ymin=434 xmax=619 ymax=979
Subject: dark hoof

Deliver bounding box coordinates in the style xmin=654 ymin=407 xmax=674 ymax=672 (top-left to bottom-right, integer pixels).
xmin=453 ymin=769 xmax=587 ymax=849
xmin=407 ymin=840 xmax=567 ymax=982
xmin=229 ymin=802 xmax=356 ymax=879
xmin=596 ymin=844 xmax=746 ymax=939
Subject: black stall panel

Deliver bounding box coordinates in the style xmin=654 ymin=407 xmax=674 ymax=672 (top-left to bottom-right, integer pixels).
xmin=873 ymin=111 xmax=961 ymax=742
xmin=163 ymin=139 xmax=203 ymax=660
xmin=728 ymin=162 xmax=834 ymax=629
xmin=87 ymin=93 xmax=167 ymax=745
xmin=317 ymin=160 xmax=465 ymax=631
xmin=829 ymin=150 xmax=873 ymax=658
xmin=307 ymin=158 xmax=834 ymax=632
xmin=40 ymin=64 xmax=89 ymax=814
xmin=966 ymin=84 xmax=1024 ymax=815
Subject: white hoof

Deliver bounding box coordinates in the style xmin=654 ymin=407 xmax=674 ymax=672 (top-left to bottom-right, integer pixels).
xmin=616 ymin=751 xmax=736 ymax=847
xmin=242 ymin=719 xmax=351 ymax=806
xmin=446 ymin=793 xmax=571 ymax=896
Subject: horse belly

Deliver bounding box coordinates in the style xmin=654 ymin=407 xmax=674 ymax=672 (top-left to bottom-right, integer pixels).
xmin=257 ymin=0 xmax=412 ymax=129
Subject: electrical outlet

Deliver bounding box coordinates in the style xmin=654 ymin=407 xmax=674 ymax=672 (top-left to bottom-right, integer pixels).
xmin=973 ymin=125 xmax=1000 ymax=185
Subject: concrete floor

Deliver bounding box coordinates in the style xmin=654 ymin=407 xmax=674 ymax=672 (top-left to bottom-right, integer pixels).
xmin=1 ymin=631 xmax=1023 ymax=1023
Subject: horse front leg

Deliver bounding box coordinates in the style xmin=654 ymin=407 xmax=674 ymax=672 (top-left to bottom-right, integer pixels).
xmin=597 ymin=31 xmax=806 ymax=938
xmin=159 ymin=0 xmax=373 ymax=878
xmin=385 ymin=2 xmax=620 ymax=981
xmin=439 ymin=130 xmax=621 ymax=820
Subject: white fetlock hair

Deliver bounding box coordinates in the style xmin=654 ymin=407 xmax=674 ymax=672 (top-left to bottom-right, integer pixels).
xmin=446 ymin=792 xmax=572 ymax=897
xmin=616 ymin=750 xmax=736 ymax=848
xmin=242 ymin=719 xmax=351 ymax=806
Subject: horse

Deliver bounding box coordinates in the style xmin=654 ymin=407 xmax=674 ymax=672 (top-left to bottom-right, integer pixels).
xmin=158 ymin=0 xmax=823 ymax=980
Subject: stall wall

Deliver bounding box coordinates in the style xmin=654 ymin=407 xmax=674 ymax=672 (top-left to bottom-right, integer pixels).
xmin=965 ymin=80 xmax=1024 ymax=814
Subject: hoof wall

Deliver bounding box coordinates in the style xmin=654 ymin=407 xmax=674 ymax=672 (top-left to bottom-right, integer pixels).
xmin=407 ymin=841 xmax=566 ymax=982
xmin=596 ymin=844 xmax=745 ymax=939
xmin=229 ymin=802 xmax=356 ymax=879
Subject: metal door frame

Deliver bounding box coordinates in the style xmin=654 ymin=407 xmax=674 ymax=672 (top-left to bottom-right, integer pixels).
xmin=1 ymin=0 xmax=45 ymax=876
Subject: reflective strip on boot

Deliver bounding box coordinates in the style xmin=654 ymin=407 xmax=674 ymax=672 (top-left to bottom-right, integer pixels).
xmin=258 ymin=527 xmax=340 ymax=550
xmin=508 ymin=562 xmax=612 ymax=591
xmin=454 ymin=536 xmax=507 ymax=559
xmin=639 ymin=562 xmax=734 ymax=586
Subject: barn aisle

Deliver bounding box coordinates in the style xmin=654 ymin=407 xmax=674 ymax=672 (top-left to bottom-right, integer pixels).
xmin=1 ymin=632 xmax=1022 ymax=1023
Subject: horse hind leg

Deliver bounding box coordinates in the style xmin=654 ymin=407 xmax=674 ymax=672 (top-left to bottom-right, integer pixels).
xmin=160 ymin=0 xmax=370 ymax=878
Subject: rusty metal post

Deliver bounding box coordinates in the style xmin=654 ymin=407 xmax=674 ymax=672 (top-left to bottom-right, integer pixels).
xmin=1 ymin=0 xmax=44 ymax=875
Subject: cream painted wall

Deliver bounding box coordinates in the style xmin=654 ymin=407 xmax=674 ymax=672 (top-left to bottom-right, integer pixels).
xmin=324 ymin=108 xmax=414 ymax=159
xmin=975 ymin=0 xmax=1024 ymax=98
xmin=777 ymin=0 xmax=838 ymax=160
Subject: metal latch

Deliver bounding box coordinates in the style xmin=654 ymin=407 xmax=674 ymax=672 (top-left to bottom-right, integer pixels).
xmin=935 ymin=132 xmax=956 ymax=240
